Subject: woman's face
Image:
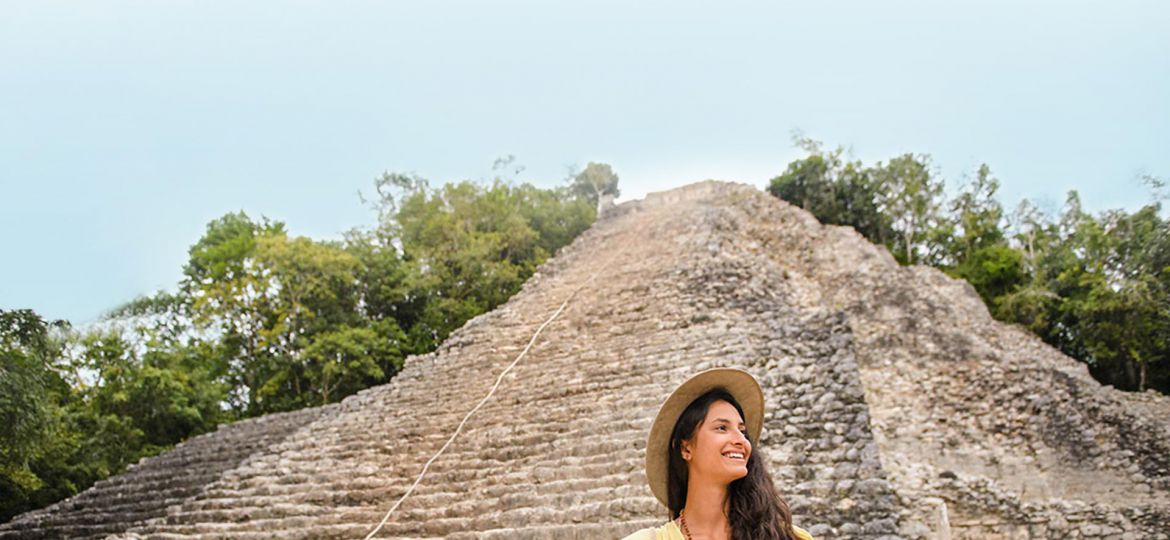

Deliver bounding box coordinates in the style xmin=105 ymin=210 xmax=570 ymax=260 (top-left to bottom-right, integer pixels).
xmin=680 ymin=399 xmax=752 ymax=485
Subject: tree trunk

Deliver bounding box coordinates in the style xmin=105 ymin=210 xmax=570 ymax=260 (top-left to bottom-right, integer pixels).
xmin=1139 ymin=360 xmax=1148 ymax=393
xmin=904 ymin=215 xmax=916 ymax=264
xmin=1124 ymin=360 xmax=1138 ymax=391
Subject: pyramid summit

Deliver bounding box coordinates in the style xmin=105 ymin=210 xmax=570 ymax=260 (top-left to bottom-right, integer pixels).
xmin=3 ymin=181 xmax=1168 ymax=539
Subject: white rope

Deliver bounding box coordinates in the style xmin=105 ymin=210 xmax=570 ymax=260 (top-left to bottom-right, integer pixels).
xmin=363 ymin=257 xmax=615 ymax=539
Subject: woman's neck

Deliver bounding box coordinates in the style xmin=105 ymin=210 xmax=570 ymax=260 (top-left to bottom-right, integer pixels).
xmin=681 ymin=479 xmax=731 ymax=539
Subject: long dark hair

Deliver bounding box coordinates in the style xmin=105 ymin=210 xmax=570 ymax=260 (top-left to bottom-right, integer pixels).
xmin=667 ymin=389 xmax=798 ymax=540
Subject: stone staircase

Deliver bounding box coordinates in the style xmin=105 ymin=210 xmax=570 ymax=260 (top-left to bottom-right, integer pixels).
xmin=0 ymin=406 xmax=332 ymax=539
xmin=3 ymin=181 xmax=1167 ymax=539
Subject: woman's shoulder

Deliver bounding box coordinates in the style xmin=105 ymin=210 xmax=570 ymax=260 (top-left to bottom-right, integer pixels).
xmin=619 ymin=528 xmax=658 ymax=540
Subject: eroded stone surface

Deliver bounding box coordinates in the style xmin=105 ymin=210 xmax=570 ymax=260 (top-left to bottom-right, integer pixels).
xmin=2 ymin=181 xmax=1166 ymax=539
xmin=712 ymin=182 xmax=1170 ymax=539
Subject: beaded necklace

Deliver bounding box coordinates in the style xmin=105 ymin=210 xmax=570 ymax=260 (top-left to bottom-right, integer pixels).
xmin=678 ymin=509 xmax=693 ymax=540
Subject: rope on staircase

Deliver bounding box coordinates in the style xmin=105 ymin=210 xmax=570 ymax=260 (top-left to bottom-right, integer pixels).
xmin=363 ymin=248 xmax=621 ymax=539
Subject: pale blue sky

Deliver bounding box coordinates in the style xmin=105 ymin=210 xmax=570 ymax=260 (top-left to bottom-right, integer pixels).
xmin=2 ymin=0 xmax=1167 ymax=324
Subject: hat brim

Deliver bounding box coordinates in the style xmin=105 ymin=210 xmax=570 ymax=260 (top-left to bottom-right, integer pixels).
xmin=645 ymin=368 xmax=765 ymax=508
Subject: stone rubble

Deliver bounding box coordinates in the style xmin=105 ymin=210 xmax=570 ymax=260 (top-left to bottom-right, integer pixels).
xmin=1 ymin=181 xmax=1166 ymax=539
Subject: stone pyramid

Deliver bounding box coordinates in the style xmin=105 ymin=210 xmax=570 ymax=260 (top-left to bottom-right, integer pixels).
xmin=3 ymin=181 xmax=1168 ymax=540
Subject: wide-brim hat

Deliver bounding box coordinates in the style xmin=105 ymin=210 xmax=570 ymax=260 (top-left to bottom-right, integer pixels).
xmin=645 ymin=367 xmax=765 ymax=507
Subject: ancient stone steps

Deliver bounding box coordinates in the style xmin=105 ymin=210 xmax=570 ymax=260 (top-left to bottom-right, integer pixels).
xmin=0 ymin=406 xmax=331 ymax=539
xmin=13 ymin=181 xmax=1166 ymax=539
xmin=114 ymin=213 xmax=786 ymax=535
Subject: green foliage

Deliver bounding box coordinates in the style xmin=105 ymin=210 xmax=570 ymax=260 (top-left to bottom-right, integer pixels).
xmin=302 ymin=322 xmax=406 ymax=404
xmin=952 ymin=165 xmax=1007 ymax=253
xmin=76 ymin=331 xmax=227 ymax=449
xmin=1 ymin=310 xmax=65 ymax=508
xmin=2 ymin=310 xmax=230 ymax=521
xmin=767 ymin=138 xmax=892 ymax=246
xmin=1056 ymin=204 xmax=1170 ymax=392
xmin=938 ymin=166 xmax=1027 ymax=305
xmin=569 ymin=162 xmax=621 ymax=205
xmin=872 ymin=153 xmax=947 ymax=265
xmin=393 ymin=179 xmax=594 ymax=350
xmin=947 ymin=243 xmax=1026 ymax=307
xmin=165 ymin=176 xmax=594 ymax=416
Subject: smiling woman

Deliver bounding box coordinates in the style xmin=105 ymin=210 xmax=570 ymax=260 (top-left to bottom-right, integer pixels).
xmin=623 ymin=368 xmax=813 ymax=540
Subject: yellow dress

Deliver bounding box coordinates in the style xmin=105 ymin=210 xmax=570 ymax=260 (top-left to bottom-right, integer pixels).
xmin=621 ymin=520 xmax=814 ymax=540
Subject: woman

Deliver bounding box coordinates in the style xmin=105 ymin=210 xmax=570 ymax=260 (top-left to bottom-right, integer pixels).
xmin=623 ymin=368 xmax=813 ymax=540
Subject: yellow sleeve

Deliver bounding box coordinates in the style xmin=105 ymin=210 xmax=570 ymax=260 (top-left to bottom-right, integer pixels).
xmin=793 ymin=525 xmax=815 ymax=540
xmin=620 ymin=528 xmax=657 ymax=540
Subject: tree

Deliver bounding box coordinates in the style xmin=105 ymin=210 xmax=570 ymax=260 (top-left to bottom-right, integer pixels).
xmin=179 ymin=209 xmax=374 ymax=413
xmin=1073 ymin=205 xmax=1170 ymax=391
xmin=940 ymin=165 xmax=1026 ymax=305
xmin=767 ymin=137 xmax=891 ymax=246
xmin=1076 ymin=273 xmax=1165 ymax=392
xmin=343 ymin=230 xmax=416 ymax=337
xmin=0 ymin=310 xmax=67 ymax=519
xmin=768 ymin=144 xmax=835 ymax=214
xmin=512 ymin=183 xmax=596 ymax=257
xmin=949 ymin=165 xmax=1006 ymax=261
xmin=394 ymin=179 xmax=545 ymax=349
xmin=182 ymin=212 xmax=287 ymax=412
xmin=569 ymin=162 xmax=620 ymax=207
xmin=1009 ymin=199 xmax=1054 ymax=280
xmin=68 ymin=329 xmax=228 ymax=463
xmin=873 ymin=153 xmax=947 ymax=265
xmin=995 ymin=198 xmax=1061 ymax=331
xmin=183 ymin=212 xmax=284 ymax=288
xmin=302 ymin=322 xmax=406 ymax=404
xmin=1 ymin=310 xmax=230 ymax=522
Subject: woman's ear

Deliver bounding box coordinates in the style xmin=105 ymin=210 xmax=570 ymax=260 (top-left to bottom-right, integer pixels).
xmin=680 ymin=440 xmax=692 ymax=461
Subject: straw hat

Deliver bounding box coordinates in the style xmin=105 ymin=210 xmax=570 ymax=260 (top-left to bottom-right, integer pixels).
xmin=644 ymin=367 xmax=765 ymax=507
